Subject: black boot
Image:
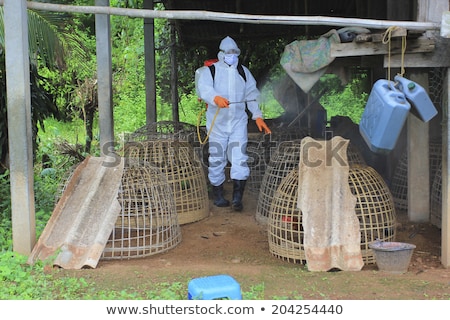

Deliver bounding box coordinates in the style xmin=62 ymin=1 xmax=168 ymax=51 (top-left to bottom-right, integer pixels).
xmin=212 ymin=184 xmax=230 ymax=207
xmin=232 ymin=179 xmax=246 ymax=211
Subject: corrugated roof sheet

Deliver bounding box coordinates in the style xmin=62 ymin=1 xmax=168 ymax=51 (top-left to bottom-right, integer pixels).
xmin=28 ymin=156 xmax=124 ymax=269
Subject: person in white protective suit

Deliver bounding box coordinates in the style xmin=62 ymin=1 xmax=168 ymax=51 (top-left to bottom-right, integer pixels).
xmin=195 ymin=36 xmax=272 ymax=211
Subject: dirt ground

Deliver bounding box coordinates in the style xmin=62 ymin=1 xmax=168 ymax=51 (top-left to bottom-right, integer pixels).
xmin=60 ymin=181 xmax=450 ymax=300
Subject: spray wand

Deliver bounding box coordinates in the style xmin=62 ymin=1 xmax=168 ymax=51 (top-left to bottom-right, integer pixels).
xmin=228 ymin=99 xmax=257 ymax=105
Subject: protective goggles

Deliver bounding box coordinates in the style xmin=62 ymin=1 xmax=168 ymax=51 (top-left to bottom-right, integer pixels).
xmin=222 ymin=48 xmax=240 ymax=55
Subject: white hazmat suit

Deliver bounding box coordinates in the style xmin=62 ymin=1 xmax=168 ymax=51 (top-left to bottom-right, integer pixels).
xmin=195 ymin=36 xmax=271 ymax=211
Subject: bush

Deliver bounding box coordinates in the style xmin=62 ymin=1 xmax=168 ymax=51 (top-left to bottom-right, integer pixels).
xmin=319 ymin=75 xmax=368 ymax=124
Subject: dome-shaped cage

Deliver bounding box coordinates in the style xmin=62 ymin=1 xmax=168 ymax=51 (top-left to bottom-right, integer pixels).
xmin=430 ymin=163 xmax=442 ymax=229
xmin=247 ymin=129 xmax=308 ymax=196
xmin=390 ymin=142 xmax=442 ymax=211
xmin=256 ymin=140 xmax=302 ymax=225
xmin=347 ymin=143 xmax=367 ymax=166
xmin=102 ymin=166 xmax=182 ymax=259
xmin=257 ymin=138 xmax=366 ymax=225
xmin=429 ymin=141 xmax=442 ymax=182
xmin=349 ymin=165 xmax=397 ymax=263
xmin=267 ymin=168 xmax=305 ymax=262
xmin=390 ymin=151 xmax=408 ymax=210
xmin=123 ymin=121 xmax=208 ymax=171
xmin=123 ymin=139 xmax=209 ymax=225
xmin=429 ymin=142 xmax=442 ymax=229
xmin=124 ymin=121 xmax=201 ymax=144
xmin=268 ymin=165 xmax=397 ymax=264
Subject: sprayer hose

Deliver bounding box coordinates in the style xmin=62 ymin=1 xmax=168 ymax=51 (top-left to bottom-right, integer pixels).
xmin=197 ymin=107 xmax=220 ymax=145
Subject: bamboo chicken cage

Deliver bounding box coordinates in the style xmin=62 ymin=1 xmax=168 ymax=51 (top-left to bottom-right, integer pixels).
xmin=102 ymin=166 xmax=182 ymax=259
xmin=268 ymin=164 xmax=397 ymax=264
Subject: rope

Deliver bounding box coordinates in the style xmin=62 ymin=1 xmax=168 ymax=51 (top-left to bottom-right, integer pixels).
xmin=382 ymin=26 xmax=407 ymax=82
xmin=197 ymin=107 xmax=220 ymax=145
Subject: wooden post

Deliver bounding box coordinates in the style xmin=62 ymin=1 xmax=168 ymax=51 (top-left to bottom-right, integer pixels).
xmin=417 ymin=0 xmax=448 ymax=24
xmin=170 ymin=20 xmax=179 ymax=123
xmin=406 ymin=72 xmax=430 ymax=222
xmin=144 ymin=0 xmax=157 ymax=125
xmin=5 ymin=0 xmax=36 ymax=254
xmin=95 ymin=0 xmax=115 ymax=156
xmin=442 ymin=69 xmax=450 ymax=267
xmin=405 ymin=2 xmax=439 ymax=223
xmin=418 ymin=0 xmax=449 ymax=267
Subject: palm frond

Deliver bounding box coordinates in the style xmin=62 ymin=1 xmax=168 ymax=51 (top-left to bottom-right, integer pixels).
xmin=28 ymin=9 xmax=66 ymax=67
xmin=0 ymin=7 xmax=90 ymax=71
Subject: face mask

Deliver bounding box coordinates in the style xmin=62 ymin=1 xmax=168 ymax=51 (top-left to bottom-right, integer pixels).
xmin=224 ymin=53 xmax=238 ymax=66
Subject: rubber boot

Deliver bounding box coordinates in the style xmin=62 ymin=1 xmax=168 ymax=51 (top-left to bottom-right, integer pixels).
xmin=232 ymin=179 xmax=246 ymax=212
xmin=212 ymin=184 xmax=230 ymax=207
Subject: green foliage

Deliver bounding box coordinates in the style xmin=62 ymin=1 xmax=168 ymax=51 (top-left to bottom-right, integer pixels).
xmin=259 ymin=70 xmax=286 ymax=120
xmin=242 ymin=283 xmax=266 ymax=300
xmin=114 ymin=92 xmax=147 ymax=134
xmin=318 ymin=75 xmax=368 ymax=124
xmin=145 ymin=282 xmax=186 ymax=300
xmin=0 ymin=171 xmax=11 ymax=251
xmin=0 ymin=5 xmax=92 ymax=167
xmin=0 ymin=170 xmax=10 ymax=220
xmin=0 ymin=251 xmax=94 ymax=300
xmin=34 ymin=172 xmax=60 ymax=214
xmin=39 ymin=117 xmax=88 ymax=147
xmin=0 ymin=248 xmax=272 ymax=300
xmin=0 ymin=252 xmax=46 ymax=299
xmin=0 ymin=220 xmax=12 ymax=252
xmin=179 ymin=93 xmax=206 ymax=126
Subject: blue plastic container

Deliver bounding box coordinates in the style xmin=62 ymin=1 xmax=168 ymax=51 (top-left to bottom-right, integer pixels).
xmin=188 ymin=274 xmax=242 ymax=300
xmin=394 ymin=75 xmax=437 ymax=122
xmin=360 ymin=79 xmax=411 ymax=154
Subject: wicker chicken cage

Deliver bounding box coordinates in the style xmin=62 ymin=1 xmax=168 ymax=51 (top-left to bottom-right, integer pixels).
xmin=247 ymin=129 xmax=308 ymax=196
xmin=256 ymin=140 xmax=302 ymax=225
xmin=102 ymin=166 xmax=182 ymax=259
xmin=124 ymin=120 xmax=208 ymax=173
xmin=124 ymin=121 xmax=200 ymax=144
xmin=430 ymin=163 xmax=442 ymax=229
xmin=390 ymin=142 xmax=442 ymax=211
xmin=123 ymin=139 xmax=210 ymax=225
xmin=256 ymin=138 xmax=366 ymax=225
xmin=268 ymin=164 xmax=397 ymax=264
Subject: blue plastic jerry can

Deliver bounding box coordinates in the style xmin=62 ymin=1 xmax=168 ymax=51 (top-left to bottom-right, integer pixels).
xmin=394 ymin=75 xmax=437 ymax=122
xmin=360 ymin=79 xmax=411 ymax=154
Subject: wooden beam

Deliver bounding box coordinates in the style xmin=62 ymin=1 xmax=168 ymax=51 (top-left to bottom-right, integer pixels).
xmin=384 ymin=52 xmax=450 ymax=68
xmin=0 ymin=0 xmax=440 ymax=31
xmin=331 ymin=38 xmax=434 ymax=58
xmin=383 ymin=38 xmax=450 ymax=67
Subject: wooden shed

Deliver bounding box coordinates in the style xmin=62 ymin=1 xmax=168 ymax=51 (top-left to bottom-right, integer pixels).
xmin=158 ymin=0 xmax=450 ymax=267
xmin=4 ymin=0 xmax=450 ymax=267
